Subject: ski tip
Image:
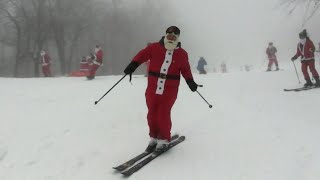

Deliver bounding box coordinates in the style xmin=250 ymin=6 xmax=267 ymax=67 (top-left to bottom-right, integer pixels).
xmin=171 ymin=134 xmax=179 ymax=139
xmin=179 ymin=136 xmax=186 ymax=140
xmin=112 ymin=167 xmax=123 ymax=171
xmin=122 ymin=172 xmax=132 ymax=177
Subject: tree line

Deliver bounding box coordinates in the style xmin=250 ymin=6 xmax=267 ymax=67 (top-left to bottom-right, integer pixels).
xmin=0 ymin=0 xmax=174 ymax=77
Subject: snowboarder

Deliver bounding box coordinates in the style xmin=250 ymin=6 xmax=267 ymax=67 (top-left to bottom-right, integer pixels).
xmin=87 ymin=45 xmax=103 ymax=80
xmin=40 ymin=50 xmax=52 ymax=77
xmin=266 ymin=42 xmax=279 ymax=71
xmin=197 ymin=57 xmax=207 ymax=74
xmin=291 ymin=29 xmax=320 ymax=87
xmin=123 ymin=26 xmax=198 ymax=152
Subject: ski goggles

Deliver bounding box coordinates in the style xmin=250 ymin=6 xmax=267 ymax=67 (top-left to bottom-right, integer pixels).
xmin=166 ymin=26 xmax=180 ymax=35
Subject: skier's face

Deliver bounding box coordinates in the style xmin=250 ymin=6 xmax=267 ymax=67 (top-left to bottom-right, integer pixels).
xmin=166 ymin=33 xmax=177 ymax=41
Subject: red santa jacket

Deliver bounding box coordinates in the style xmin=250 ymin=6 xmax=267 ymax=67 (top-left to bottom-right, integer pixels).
xmin=80 ymin=58 xmax=89 ymax=71
xmin=294 ymin=38 xmax=315 ymax=61
xmin=266 ymin=46 xmax=277 ymax=59
xmin=41 ymin=54 xmax=51 ymax=66
xmin=94 ymin=49 xmax=103 ymax=65
xmin=132 ymin=37 xmax=193 ymax=95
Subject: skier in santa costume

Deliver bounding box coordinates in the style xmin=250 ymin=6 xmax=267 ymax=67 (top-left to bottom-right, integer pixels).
xmin=291 ymin=29 xmax=320 ymax=87
xmin=266 ymin=42 xmax=279 ymax=71
xmin=40 ymin=50 xmax=52 ymax=77
xmin=87 ymin=45 xmax=103 ymax=80
xmin=123 ymin=26 xmax=198 ymax=152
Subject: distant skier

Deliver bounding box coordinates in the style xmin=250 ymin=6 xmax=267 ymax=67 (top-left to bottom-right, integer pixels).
xmin=221 ymin=62 xmax=227 ymax=73
xmin=87 ymin=45 xmax=103 ymax=80
xmin=197 ymin=57 xmax=207 ymax=74
xmin=266 ymin=42 xmax=279 ymax=71
xmin=40 ymin=50 xmax=52 ymax=77
xmin=123 ymin=26 xmax=198 ymax=152
xmin=69 ymin=56 xmax=91 ymax=77
xmin=80 ymin=56 xmax=89 ymax=72
xmin=291 ymin=29 xmax=320 ymax=87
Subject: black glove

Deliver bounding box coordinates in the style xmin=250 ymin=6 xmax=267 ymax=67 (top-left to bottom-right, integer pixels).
xmin=124 ymin=61 xmax=140 ymax=75
xmin=186 ymin=79 xmax=198 ymax=92
xmin=291 ymin=56 xmax=297 ymax=61
xmin=90 ymin=53 xmax=95 ymax=60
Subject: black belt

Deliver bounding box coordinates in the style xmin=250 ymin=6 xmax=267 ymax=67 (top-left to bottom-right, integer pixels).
xmin=148 ymin=71 xmax=180 ymax=80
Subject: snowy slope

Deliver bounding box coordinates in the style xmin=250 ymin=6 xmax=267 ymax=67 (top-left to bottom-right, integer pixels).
xmin=1 ymin=67 xmax=320 ymax=180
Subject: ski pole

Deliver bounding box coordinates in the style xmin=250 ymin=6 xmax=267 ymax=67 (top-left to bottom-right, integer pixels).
xmin=292 ymin=61 xmax=301 ymax=83
xmin=196 ymin=90 xmax=212 ymax=108
xmin=94 ymin=74 xmax=127 ymax=105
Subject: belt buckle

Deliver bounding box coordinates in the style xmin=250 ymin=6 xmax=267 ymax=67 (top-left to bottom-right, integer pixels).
xmin=159 ymin=73 xmax=166 ymax=79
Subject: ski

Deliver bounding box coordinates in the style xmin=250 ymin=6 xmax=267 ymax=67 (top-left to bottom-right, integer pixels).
xmin=294 ymin=87 xmax=315 ymax=91
xmin=284 ymin=86 xmax=319 ymax=92
xmin=283 ymin=87 xmax=312 ymax=91
xmin=113 ymin=134 xmax=179 ymax=171
xmin=121 ymin=136 xmax=185 ymax=177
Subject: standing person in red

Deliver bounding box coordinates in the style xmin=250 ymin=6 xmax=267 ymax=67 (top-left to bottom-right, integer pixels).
xmin=87 ymin=45 xmax=103 ymax=80
xmin=291 ymin=29 xmax=320 ymax=87
xmin=40 ymin=50 xmax=52 ymax=77
xmin=80 ymin=56 xmax=89 ymax=72
xmin=266 ymin=42 xmax=280 ymax=71
xmin=123 ymin=26 xmax=198 ymax=153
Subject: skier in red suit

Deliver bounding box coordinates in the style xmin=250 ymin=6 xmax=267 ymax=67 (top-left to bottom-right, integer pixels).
xmin=123 ymin=26 xmax=198 ymax=152
xmin=291 ymin=29 xmax=320 ymax=87
xmin=266 ymin=42 xmax=279 ymax=71
xmin=80 ymin=56 xmax=89 ymax=72
xmin=40 ymin=50 xmax=52 ymax=77
xmin=87 ymin=45 xmax=103 ymax=80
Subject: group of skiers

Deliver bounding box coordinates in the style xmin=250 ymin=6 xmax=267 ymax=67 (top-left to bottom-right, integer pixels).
xmin=39 ymin=45 xmax=104 ymax=80
xmin=266 ymin=29 xmax=320 ymax=87
xmin=38 ymin=26 xmax=320 ymax=153
xmin=196 ymin=57 xmax=228 ymax=74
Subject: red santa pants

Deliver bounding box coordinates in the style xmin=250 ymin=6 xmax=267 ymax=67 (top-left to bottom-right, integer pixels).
xmin=42 ymin=65 xmax=52 ymax=77
xmin=145 ymin=87 xmax=178 ymax=141
xmin=88 ymin=64 xmax=100 ymax=76
xmin=268 ymin=57 xmax=279 ymax=69
xmin=301 ymin=59 xmax=319 ymax=80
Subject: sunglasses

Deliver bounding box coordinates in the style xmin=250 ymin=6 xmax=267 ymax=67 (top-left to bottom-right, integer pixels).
xmin=166 ymin=26 xmax=180 ymax=35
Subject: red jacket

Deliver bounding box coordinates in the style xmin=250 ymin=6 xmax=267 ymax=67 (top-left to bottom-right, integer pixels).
xmin=95 ymin=49 xmax=103 ymax=64
xmin=294 ymin=38 xmax=315 ymax=61
xmin=132 ymin=37 xmax=193 ymax=94
xmin=266 ymin=46 xmax=277 ymax=59
xmin=80 ymin=58 xmax=89 ymax=71
xmin=41 ymin=54 xmax=51 ymax=66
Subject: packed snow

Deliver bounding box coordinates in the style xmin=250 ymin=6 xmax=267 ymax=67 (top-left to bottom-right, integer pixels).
xmin=1 ymin=63 xmax=320 ymax=180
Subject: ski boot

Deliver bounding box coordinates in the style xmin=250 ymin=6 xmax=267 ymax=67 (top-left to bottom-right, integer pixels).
xmin=154 ymin=139 xmax=169 ymax=153
xmin=314 ymin=77 xmax=320 ymax=87
xmin=145 ymin=137 xmax=157 ymax=153
xmin=304 ymin=79 xmax=314 ymax=87
xmin=266 ymin=68 xmax=271 ymax=72
xmin=86 ymin=76 xmax=95 ymax=80
xmin=275 ymin=67 xmax=280 ymax=71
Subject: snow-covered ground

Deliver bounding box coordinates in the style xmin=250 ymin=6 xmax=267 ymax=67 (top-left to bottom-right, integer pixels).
xmin=1 ymin=65 xmax=320 ymax=180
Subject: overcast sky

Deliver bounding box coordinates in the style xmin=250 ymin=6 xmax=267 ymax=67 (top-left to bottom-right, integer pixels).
xmin=164 ymin=0 xmax=320 ymax=69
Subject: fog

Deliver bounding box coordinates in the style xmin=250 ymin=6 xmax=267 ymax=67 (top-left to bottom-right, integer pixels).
xmin=169 ymin=0 xmax=320 ymax=69
xmin=0 ymin=0 xmax=319 ymax=77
